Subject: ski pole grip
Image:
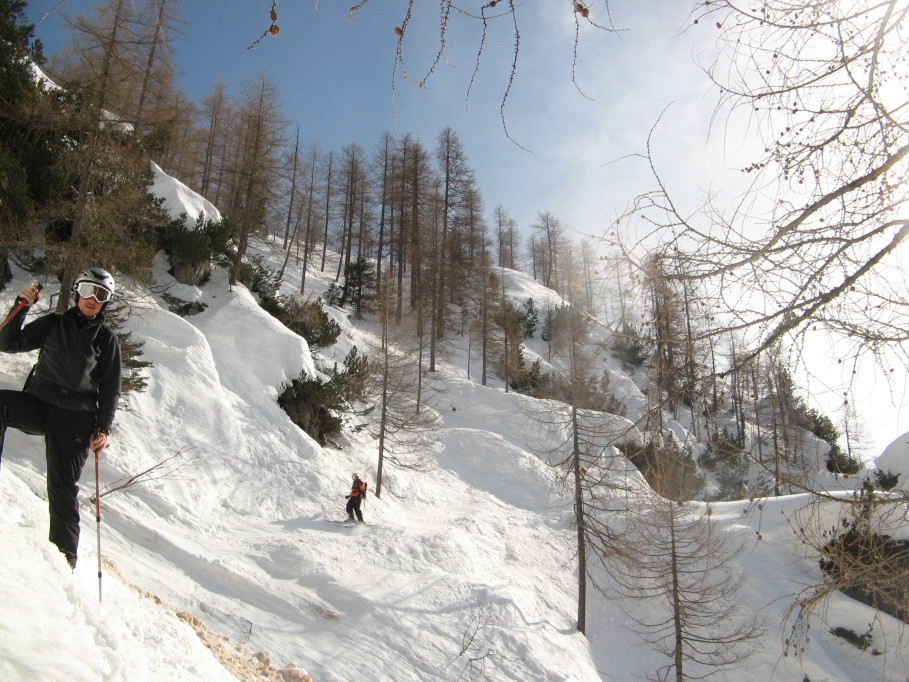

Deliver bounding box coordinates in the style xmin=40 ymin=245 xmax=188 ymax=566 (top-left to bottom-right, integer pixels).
xmin=15 ymin=283 xmax=43 ymax=304
xmin=91 ymin=429 xmax=104 ymax=454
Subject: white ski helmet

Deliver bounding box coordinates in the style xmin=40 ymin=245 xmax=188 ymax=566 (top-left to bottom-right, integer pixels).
xmin=72 ymin=267 xmax=116 ymax=303
xmin=352 ymin=473 xmax=359 ymax=479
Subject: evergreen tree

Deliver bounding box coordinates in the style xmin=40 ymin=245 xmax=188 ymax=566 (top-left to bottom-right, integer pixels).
xmin=0 ymin=0 xmax=45 ymax=268
xmin=340 ymin=256 xmax=377 ymax=318
xmin=520 ymin=298 xmax=538 ymax=339
xmin=0 ymin=0 xmax=70 ymax=282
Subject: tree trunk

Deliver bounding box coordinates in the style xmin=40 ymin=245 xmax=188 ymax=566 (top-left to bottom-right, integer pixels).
xmin=283 ymin=128 xmax=300 ymax=250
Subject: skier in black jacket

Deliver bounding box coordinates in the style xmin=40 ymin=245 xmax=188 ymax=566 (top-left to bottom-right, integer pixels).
xmin=0 ymin=268 xmax=121 ymax=569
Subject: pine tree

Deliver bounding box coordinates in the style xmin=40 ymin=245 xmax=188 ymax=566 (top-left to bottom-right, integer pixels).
xmin=0 ymin=0 xmax=50 ymax=280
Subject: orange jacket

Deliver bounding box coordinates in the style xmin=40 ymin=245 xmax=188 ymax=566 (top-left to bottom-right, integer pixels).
xmin=350 ymin=479 xmax=367 ymax=498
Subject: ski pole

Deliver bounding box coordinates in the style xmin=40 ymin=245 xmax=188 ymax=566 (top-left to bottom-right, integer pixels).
xmin=94 ymin=438 xmax=102 ymax=602
xmin=0 ymin=283 xmax=43 ymax=330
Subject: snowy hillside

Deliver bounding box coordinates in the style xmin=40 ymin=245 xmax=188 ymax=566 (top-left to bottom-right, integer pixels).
xmin=1 ymin=169 xmax=907 ymax=682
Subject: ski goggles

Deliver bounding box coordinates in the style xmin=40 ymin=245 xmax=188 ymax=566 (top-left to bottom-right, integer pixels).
xmin=75 ymin=282 xmax=113 ymax=303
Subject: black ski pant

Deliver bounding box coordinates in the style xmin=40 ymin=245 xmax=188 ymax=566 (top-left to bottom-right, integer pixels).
xmin=346 ymin=496 xmax=363 ymax=522
xmin=0 ymin=391 xmax=94 ymax=560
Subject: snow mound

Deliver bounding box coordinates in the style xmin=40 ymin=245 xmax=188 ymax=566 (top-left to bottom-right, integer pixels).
xmin=874 ymin=430 xmax=909 ymax=487
xmin=150 ymin=162 xmax=221 ymax=227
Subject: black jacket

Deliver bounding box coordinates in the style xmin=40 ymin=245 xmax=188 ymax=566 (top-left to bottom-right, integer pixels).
xmin=0 ymin=304 xmax=121 ymax=433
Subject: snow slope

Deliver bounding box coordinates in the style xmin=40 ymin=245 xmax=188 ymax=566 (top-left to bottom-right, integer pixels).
xmin=1 ymin=174 xmax=907 ymax=682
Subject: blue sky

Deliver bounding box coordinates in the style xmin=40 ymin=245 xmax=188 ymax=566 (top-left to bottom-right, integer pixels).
xmin=24 ymin=0 xmax=726 ymax=242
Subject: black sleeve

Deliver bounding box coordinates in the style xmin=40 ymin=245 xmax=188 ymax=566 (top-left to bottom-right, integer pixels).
xmin=94 ymin=328 xmax=122 ymax=434
xmin=0 ymin=306 xmax=56 ymax=353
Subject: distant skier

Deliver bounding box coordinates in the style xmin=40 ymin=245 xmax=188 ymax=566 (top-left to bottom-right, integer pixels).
xmin=0 ymin=268 xmax=121 ymax=569
xmin=345 ymin=473 xmax=367 ymax=522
